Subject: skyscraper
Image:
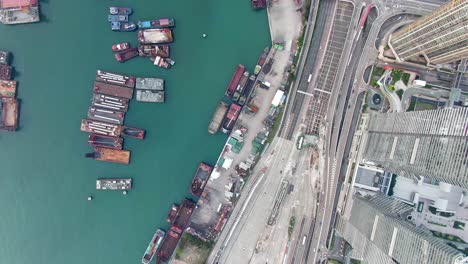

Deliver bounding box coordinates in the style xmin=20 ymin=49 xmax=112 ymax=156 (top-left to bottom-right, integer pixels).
xmin=335 ymin=194 xmax=464 ymax=263
xmin=389 ymin=0 xmax=468 ymax=64
xmin=363 ymin=108 xmax=468 ymax=188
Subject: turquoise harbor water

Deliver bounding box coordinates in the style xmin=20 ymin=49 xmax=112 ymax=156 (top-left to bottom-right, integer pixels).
xmin=0 ymin=1 xmax=269 ymax=263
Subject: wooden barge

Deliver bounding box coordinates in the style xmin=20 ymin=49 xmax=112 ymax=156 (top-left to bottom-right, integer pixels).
xmin=85 ymin=147 xmax=130 ymax=164
xmin=95 ymin=70 xmax=136 ymax=88
xmin=0 ymin=98 xmax=18 ymax=131
xmin=93 ymin=81 xmax=134 ymax=99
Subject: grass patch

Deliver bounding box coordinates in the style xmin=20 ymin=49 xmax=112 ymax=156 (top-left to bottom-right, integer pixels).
xmin=288 ymin=216 xmax=296 ymax=239
xmin=402 ymin=72 xmax=410 ymax=85
xmin=175 ymin=233 xmax=213 ymax=263
xmin=391 ymin=69 xmax=403 ymax=82
xmin=328 ymin=259 xmax=343 ymax=264
xmin=361 ymin=103 xmax=368 ymax=113
xmin=428 ymin=221 xmax=447 ymax=227
xmin=350 ymin=259 xmax=362 ymax=264
xmin=372 ymin=66 xmax=385 ymax=79
xmin=407 ymin=98 xmax=417 ymax=112
xmin=266 ymin=107 xmax=284 ymax=144
xmin=431 ymin=231 xmax=467 ymax=244
xmin=396 ymin=89 xmax=403 ymax=100
xmin=414 ymin=101 xmax=437 ymax=111
xmin=454 ymin=221 xmax=465 ymax=230
xmin=388 ymin=174 xmax=397 ymax=196
xmin=387 ymin=84 xmax=395 ymax=92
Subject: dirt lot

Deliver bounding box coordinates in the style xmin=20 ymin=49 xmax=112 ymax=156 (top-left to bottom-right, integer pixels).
xmin=174 ymin=233 xmax=213 ymax=264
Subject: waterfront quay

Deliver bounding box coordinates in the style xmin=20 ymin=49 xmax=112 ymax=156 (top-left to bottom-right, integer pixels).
xmin=0 ymin=1 xmax=270 ymax=263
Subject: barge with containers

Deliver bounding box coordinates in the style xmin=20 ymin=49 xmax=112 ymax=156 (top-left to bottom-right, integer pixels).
xmin=0 ymin=80 xmax=16 ymax=97
xmin=156 ymin=199 xmax=196 ymax=263
xmin=138 ymin=28 xmax=173 ymax=44
xmin=136 ymin=78 xmax=164 ymax=90
xmin=221 ymin=103 xmax=242 ymax=134
xmin=151 ymin=56 xmax=171 ymax=69
xmin=88 ymin=106 xmax=125 ymax=125
xmin=115 ymin=48 xmax=138 ymax=63
xmin=208 ymin=101 xmax=228 ymax=134
xmin=88 ymin=134 xmax=123 ymax=149
xmin=232 ymin=71 xmax=249 ymax=101
xmin=190 ymin=162 xmax=213 ymax=197
xmin=109 ymin=7 xmax=132 ymax=15
xmin=85 ymin=147 xmax=130 ymax=164
xmin=225 ymin=64 xmax=245 ymax=97
xmin=135 ymin=77 xmax=165 ymax=103
xmin=112 ymin=42 xmax=130 ymax=52
xmin=96 ymin=178 xmax=132 ymax=190
xmin=138 ymin=45 xmax=170 ymax=58
xmin=142 ymin=229 xmax=165 ymax=264
xmin=92 ymin=94 xmax=129 ymax=112
xmin=136 ymin=90 xmax=165 ymax=103
xmin=138 ymin=18 xmax=175 ymax=29
xmin=93 ymin=81 xmax=134 ymax=99
xmin=0 ymin=97 xmax=18 ymax=131
xmin=96 ymin=70 xmax=136 ymax=88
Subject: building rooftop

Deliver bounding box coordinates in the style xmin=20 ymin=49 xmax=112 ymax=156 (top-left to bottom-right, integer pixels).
xmin=354 ymin=163 xmax=391 ymax=194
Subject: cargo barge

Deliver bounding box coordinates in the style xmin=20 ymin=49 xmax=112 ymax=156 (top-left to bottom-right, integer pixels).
xmin=138 ymin=18 xmax=175 ymax=29
xmin=0 ymin=97 xmax=18 ymax=131
xmin=88 ymin=134 xmax=123 ymax=150
xmin=136 ymin=78 xmax=164 ymax=91
xmin=208 ymin=101 xmax=228 ymax=134
xmin=93 ymin=81 xmax=134 ymax=99
xmin=96 ymin=178 xmax=132 ymax=190
xmin=112 ymin=42 xmax=130 ymax=52
xmin=232 ymin=71 xmax=249 ymax=101
xmin=0 ymin=80 xmax=16 ymax=97
xmin=136 ymin=90 xmax=165 ymax=103
xmin=138 ymin=28 xmax=173 ymax=44
xmin=85 ymin=147 xmax=130 ymax=164
xmin=80 ymin=119 xmax=145 ymax=139
xmin=0 ymin=6 xmax=40 ymax=25
xmin=96 ymin=70 xmax=136 ymax=88
xmin=166 ymin=204 xmax=180 ymax=223
xmin=238 ymin=75 xmax=256 ymax=105
xmin=254 ymin=47 xmax=269 ymax=75
xmin=141 ymin=229 xmax=165 ymax=264
xmin=111 ymin=21 xmax=137 ymax=32
xmin=0 ymin=64 xmax=12 ymax=80
xmin=88 ymin=106 xmax=125 ymax=125
xmin=138 ymin=44 xmax=170 ymax=58
xmin=115 ymin=48 xmax=138 ymax=63
xmin=221 ymin=103 xmax=242 ymax=134
xmin=92 ymin=93 xmax=129 ymax=112
xmin=225 ymin=64 xmax=245 ymax=97
xmin=108 ymin=15 xmax=128 ymax=22
xmin=190 ymin=162 xmax=213 ymax=197
xmin=156 ymin=199 xmax=196 ymax=263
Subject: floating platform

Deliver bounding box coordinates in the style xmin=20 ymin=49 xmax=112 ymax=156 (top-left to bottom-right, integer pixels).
xmin=0 ymin=97 xmax=18 ymax=131
xmin=136 ymin=90 xmax=165 ymax=103
xmin=96 ymin=178 xmax=132 ymax=190
xmin=88 ymin=106 xmax=125 ymax=125
xmin=96 ymin=70 xmax=136 ymax=88
xmin=166 ymin=204 xmax=180 ymax=224
xmin=93 ymin=81 xmax=134 ymax=99
xmin=0 ymin=80 xmax=16 ymax=97
xmin=92 ymin=93 xmax=129 ymax=112
xmin=136 ymin=77 xmax=164 ymax=91
xmin=88 ymin=134 xmax=123 ymax=150
xmin=85 ymin=147 xmax=130 ymax=164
